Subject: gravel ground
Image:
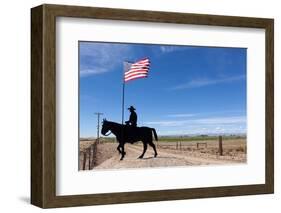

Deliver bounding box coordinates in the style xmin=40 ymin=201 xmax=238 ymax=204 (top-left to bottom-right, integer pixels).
xmin=92 ymin=142 xmax=246 ymax=170
xmin=80 ymin=139 xmax=246 ymax=170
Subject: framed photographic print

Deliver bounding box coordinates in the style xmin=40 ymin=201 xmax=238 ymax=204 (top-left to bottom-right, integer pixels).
xmin=31 ymin=4 xmax=274 ymax=208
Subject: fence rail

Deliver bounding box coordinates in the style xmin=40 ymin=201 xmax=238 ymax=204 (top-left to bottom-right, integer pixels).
xmin=157 ymin=136 xmax=225 ymax=154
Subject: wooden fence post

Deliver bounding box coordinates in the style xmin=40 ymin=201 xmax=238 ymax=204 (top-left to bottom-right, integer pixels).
xmin=83 ymin=152 xmax=87 ymax=170
xmin=88 ymin=148 xmax=91 ymax=170
xmin=219 ymin=136 xmax=223 ymax=156
xmin=92 ymin=143 xmax=96 ymax=168
xmin=91 ymin=141 xmax=98 ymax=169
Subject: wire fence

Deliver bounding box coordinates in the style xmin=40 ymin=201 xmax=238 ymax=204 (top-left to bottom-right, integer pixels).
xmin=80 ymin=139 xmax=99 ymax=170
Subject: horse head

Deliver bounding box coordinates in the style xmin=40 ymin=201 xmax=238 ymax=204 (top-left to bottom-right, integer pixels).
xmin=101 ymin=118 xmax=109 ymax=136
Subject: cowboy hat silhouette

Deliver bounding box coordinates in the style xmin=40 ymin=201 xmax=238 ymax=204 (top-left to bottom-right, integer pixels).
xmin=128 ymin=106 xmax=136 ymax=111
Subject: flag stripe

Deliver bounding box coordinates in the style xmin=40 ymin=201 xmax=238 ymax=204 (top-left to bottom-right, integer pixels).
xmin=125 ymin=71 xmax=148 ymax=81
xmin=134 ymin=58 xmax=149 ymax=63
xmin=126 ymin=66 xmax=149 ymax=70
xmin=124 ymin=57 xmax=150 ymax=82
xmin=130 ymin=64 xmax=149 ymax=69
xmin=125 ymin=71 xmax=148 ymax=79
xmin=130 ymin=61 xmax=150 ymax=65
xmin=125 ymin=68 xmax=148 ymax=76
xmin=124 ymin=74 xmax=148 ymax=82
xmin=126 ymin=73 xmax=148 ymax=79
xmin=127 ymin=63 xmax=150 ymax=68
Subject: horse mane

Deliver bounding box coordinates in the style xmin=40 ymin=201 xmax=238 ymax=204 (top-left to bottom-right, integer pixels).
xmin=106 ymin=120 xmax=122 ymax=126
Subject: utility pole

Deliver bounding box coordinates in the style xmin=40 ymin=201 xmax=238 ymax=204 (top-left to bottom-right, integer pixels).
xmin=94 ymin=112 xmax=103 ymax=144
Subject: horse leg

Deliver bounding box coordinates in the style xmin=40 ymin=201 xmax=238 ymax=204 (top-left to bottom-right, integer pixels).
xmin=148 ymin=141 xmax=158 ymax=157
xmin=117 ymin=140 xmax=125 ymax=155
xmin=120 ymin=144 xmax=126 ymax=160
xmin=117 ymin=144 xmax=122 ymax=154
xmin=138 ymin=142 xmax=147 ymax=159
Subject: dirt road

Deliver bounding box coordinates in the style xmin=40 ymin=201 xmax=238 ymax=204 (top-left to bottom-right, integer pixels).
xmin=94 ymin=144 xmax=241 ymax=170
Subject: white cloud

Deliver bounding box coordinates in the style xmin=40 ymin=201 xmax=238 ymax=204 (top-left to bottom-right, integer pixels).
xmin=145 ymin=120 xmax=187 ymax=127
xmin=160 ymin=46 xmax=181 ymax=53
xmin=144 ymin=116 xmax=246 ymax=127
xmin=167 ymin=113 xmax=196 ymax=118
xmin=80 ymin=42 xmax=134 ymax=77
xmin=194 ymin=116 xmax=246 ymax=125
xmin=170 ymin=75 xmax=245 ymax=90
xmin=159 ymin=45 xmax=196 ymax=54
xmin=80 ymin=68 xmax=108 ymax=76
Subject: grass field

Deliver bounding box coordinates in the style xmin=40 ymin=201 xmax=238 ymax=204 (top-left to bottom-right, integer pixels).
xmin=157 ymin=135 xmax=245 ymax=142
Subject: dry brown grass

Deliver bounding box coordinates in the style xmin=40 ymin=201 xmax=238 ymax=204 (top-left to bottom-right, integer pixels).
xmin=157 ymin=139 xmax=246 ymax=162
xmin=80 ymin=140 xmax=95 ymax=152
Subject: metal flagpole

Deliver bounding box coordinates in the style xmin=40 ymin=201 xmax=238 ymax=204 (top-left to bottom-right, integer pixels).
xmin=121 ymin=61 xmax=132 ymax=124
xmin=122 ymin=61 xmax=129 ymax=125
xmin=121 ymin=80 xmax=125 ymax=125
xmin=121 ymin=62 xmax=127 ymax=144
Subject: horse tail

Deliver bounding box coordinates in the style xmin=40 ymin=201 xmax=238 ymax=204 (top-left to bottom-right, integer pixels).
xmin=151 ymin=128 xmax=158 ymax=141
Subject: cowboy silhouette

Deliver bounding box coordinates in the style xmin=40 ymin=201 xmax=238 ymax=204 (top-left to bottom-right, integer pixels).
xmin=125 ymin=106 xmax=137 ymax=127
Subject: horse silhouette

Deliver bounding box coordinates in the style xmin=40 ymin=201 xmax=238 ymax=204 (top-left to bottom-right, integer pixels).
xmin=101 ymin=119 xmax=158 ymax=160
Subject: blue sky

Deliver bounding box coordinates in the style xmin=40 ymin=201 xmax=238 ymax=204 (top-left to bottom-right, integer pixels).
xmin=79 ymin=42 xmax=246 ymax=137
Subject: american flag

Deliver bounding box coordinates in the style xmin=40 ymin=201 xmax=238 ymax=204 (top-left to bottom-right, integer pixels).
xmin=124 ymin=58 xmax=150 ymax=82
